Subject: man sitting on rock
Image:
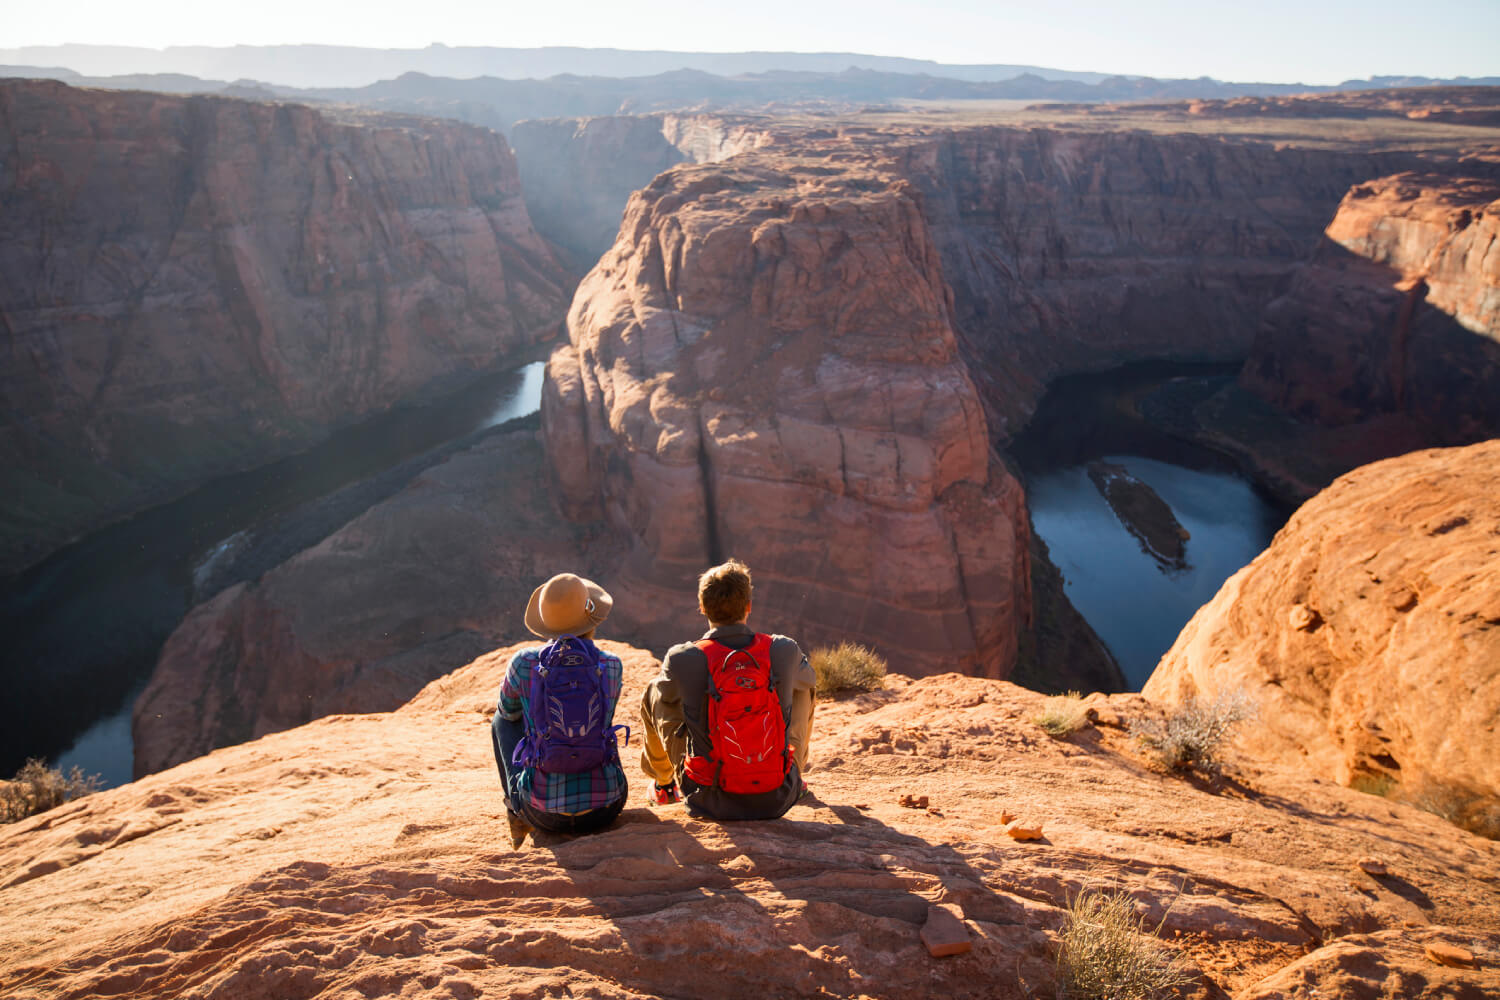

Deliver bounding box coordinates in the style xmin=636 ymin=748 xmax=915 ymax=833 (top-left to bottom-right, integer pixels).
xmin=640 ymin=558 xmax=816 ymax=820
xmin=492 ymin=572 xmax=629 ymax=848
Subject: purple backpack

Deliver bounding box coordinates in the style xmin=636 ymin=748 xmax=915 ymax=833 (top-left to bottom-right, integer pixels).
xmin=513 ymin=636 xmax=628 ymax=774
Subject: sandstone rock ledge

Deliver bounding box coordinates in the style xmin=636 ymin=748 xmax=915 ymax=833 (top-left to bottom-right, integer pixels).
xmin=7 ymin=642 xmax=1500 ymax=998
xmin=1147 ymin=440 xmax=1500 ymax=822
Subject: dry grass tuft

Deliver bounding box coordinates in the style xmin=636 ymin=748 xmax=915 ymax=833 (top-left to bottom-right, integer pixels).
xmin=1034 ymin=691 xmax=1090 ymax=737
xmin=1349 ymin=772 xmax=1499 ymax=840
xmin=1408 ymin=782 xmax=1500 ymax=841
xmin=1 ymin=758 xmax=103 ymax=823
xmin=1137 ymin=690 xmax=1255 ymax=776
xmin=1055 ymin=888 xmax=1193 ymax=999
xmin=811 ymin=642 xmax=888 ymax=698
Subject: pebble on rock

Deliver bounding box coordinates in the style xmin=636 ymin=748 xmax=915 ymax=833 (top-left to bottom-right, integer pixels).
xmin=1424 ymin=942 xmax=1475 ymax=968
xmin=1004 ymin=820 xmax=1045 ymax=841
xmin=920 ymin=904 xmax=973 ymax=957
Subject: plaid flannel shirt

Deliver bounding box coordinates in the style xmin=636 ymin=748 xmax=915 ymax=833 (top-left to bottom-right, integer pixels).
xmin=499 ymin=642 xmax=627 ymax=815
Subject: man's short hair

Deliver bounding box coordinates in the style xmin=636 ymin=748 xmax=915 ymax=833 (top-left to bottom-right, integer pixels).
xmin=699 ymin=559 xmax=752 ymax=625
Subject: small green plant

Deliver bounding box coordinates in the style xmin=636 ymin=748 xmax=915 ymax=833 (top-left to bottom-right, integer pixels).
xmin=1350 ymin=772 xmax=1398 ymax=798
xmin=1055 ymin=888 xmax=1193 ymax=999
xmin=1034 ymin=691 xmax=1090 ymax=737
xmin=811 ymin=642 xmax=887 ymax=698
xmin=0 ymin=759 xmax=103 ymax=823
xmin=1137 ymin=690 xmax=1255 ymax=776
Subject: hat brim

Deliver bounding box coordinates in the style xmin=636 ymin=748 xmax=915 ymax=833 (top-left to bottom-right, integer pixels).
xmin=524 ymin=577 xmax=613 ymax=638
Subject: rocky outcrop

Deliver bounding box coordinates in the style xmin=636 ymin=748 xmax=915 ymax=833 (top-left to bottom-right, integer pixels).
xmin=132 ymin=426 xmax=622 ymax=776
xmin=542 ymin=151 xmax=1030 ymax=680
xmin=510 ymin=113 xmax=771 ymax=271
xmin=894 ymin=128 xmax=1423 ymax=438
xmin=1145 ymin=440 xmax=1500 ymax=823
xmin=0 ymin=79 xmax=570 ymax=573
xmin=1241 ymin=172 xmax=1500 ymax=441
xmin=8 ymin=640 xmax=1500 ymax=999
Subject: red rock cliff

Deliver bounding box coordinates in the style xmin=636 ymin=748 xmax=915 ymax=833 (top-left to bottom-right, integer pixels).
xmin=543 ymin=150 xmax=1030 ymax=679
xmin=0 ymin=79 xmax=570 ymax=573
xmin=1241 ymin=172 xmax=1500 ymax=443
xmin=131 ymin=428 xmax=617 ymax=777
xmin=1145 ymin=440 xmax=1500 ymax=820
xmin=895 ymin=128 xmax=1422 ymax=436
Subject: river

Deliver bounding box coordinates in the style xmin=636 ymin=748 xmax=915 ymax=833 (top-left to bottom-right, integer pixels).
xmin=1011 ymin=363 xmax=1291 ymax=690
xmin=1 ymin=360 xmax=546 ymax=787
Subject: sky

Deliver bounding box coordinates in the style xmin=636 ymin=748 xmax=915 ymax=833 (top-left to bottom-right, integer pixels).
xmin=6 ymin=0 xmax=1500 ymax=86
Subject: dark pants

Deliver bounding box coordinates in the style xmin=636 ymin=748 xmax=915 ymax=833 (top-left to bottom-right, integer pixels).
xmin=491 ymin=713 xmax=624 ymax=834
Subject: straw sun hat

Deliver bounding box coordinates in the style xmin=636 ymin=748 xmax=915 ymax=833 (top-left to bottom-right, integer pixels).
xmin=524 ymin=573 xmax=613 ymax=639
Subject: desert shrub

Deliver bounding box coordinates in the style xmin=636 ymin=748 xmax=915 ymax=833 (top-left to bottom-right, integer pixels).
xmin=0 ymin=759 xmax=103 ymax=823
xmin=1137 ymin=690 xmax=1255 ymax=776
xmin=1349 ymin=773 xmax=1499 ymax=840
xmin=811 ymin=642 xmax=887 ymax=698
xmin=1408 ymin=783 xmax=1500 ymax=841
xmin=1034 ymin=691 xmax=1090 ymax=737
xmin=1055 ymin=888 xmax=1192 ymax=1000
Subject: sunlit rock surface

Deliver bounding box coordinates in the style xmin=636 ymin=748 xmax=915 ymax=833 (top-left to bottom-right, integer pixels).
xmin=7 ymin=641 xmax=1500 ymax=998
xmin=1146 ymin=440 xmax=1500 ymax=819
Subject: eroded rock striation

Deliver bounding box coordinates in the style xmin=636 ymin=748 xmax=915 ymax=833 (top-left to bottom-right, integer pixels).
xmin=895 ymin=128 xmax=1423 ymax=437
xmin=0 ymin=79 xmax=570 ymax=573
xmin=1145 ymin=440 xmax=1500 ymax=821
xmin=543 ymin=151 xmax=1030 ymax=679
xmin=7 ymin=641 xmax=1500 ymax=998
xmin=1242 ymin=172 xmax=1500 ymax=445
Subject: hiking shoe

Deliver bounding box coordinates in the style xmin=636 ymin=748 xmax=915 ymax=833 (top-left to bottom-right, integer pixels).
xmin=651 ymin=782 xmax=681 ymax=806
xmin=506 ymin=809 xmax=533 ymax=849
xmin=797 ymin=778 xmax=811 ymax=801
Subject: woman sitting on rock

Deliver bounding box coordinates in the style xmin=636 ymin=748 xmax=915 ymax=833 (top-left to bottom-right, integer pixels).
xmin=491 ymin=572 xmax=629 ymax=848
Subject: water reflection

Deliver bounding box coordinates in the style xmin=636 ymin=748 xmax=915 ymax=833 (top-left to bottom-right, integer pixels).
xmin=1029 ymin=455 xmax=1281 ymax=688
xmin=1011 ymin=362 xmax=1289 ymax=690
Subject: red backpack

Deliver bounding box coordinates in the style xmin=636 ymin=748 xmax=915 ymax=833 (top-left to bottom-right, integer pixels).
xmin=683 ymin=634 xmax=791 ymax=795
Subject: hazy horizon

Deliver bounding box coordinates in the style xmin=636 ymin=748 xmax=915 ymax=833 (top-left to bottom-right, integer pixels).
xmin=6 ymin=1 xmax=1499 ymax=87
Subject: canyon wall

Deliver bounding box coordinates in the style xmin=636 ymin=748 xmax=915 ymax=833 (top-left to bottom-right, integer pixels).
xmin=0 ymin=79 xmax=570 ymax=573
xmin=542 ymin=150 xmax=1031 ymax=679
xmin=1145 ymin=440 xmax=1500 ymax=822
xmin=1241 ymin=172 xmax=1500 ymax=441
xmin=895 ymin=128 xmax=1423 ymax=437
